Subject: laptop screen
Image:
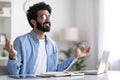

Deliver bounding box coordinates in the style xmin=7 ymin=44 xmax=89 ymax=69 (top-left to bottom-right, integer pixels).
xmin=97 ymin=50 xmax=110 ymax=74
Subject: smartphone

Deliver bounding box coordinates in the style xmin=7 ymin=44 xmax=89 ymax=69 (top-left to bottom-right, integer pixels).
xmin=8 ymin=75 xmax=38 ymax=79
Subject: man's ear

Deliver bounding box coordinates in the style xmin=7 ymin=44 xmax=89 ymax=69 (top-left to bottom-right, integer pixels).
xmin=30 ymin=19 xmax=36 ymax=26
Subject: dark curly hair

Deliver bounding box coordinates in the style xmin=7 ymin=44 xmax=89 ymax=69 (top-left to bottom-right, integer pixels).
xmin=26 ymin=2 xmax=52 ymax=28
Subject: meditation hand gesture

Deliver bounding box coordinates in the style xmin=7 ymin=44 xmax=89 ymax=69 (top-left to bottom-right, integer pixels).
xmin=74 ymin=42 xmax=91 ymax=59
xmin=5 ymin=38 xmax=17 ymax=60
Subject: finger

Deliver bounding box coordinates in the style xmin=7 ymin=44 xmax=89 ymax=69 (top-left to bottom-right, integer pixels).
xmin=11 ymin=45 xmax=15 ymax=53
xmin=5 ymin=38 xmax=10 ymax=45
xmin=5 ymin=38 xmax=12 ymax=52
xmin=7 ymin=39 xmax=11 ymax=49
xmin=5 ymin=38 xmax=8 ymax=46
xmin=5 ymin=38 xmax=9 ymax=50
xmin=86 ymin=47 xmax=91 ymax=53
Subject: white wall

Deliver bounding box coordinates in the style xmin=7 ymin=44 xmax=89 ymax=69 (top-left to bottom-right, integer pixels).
xmin=50 ymin=0 xmax=76 ymax=50
xmin=75 ymin=0 xmax=98 ymax=69
xmin=11 ymin=0 xmax=32 ymax=42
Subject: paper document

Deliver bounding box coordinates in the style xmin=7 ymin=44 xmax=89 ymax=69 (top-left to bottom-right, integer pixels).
xmin=37 ymin=71 xmax=84 ymax=77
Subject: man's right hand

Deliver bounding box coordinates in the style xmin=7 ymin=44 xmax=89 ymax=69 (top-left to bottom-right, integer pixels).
xmin=5 ymin=38 xmax=17 ymax=60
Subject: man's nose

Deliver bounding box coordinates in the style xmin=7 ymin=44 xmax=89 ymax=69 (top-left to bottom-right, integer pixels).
xmin=45 ymin=16 xmax=51 ymax=22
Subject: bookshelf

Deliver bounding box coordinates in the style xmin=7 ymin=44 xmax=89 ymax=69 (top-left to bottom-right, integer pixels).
xmin=0 ymin=0 xmax=11 ymax=63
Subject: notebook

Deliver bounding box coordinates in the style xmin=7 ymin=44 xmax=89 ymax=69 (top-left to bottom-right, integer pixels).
xmin=80 ymin=50 xmax=110 ymax=75
xmin=37 ymin=71 xmax=84 ymax=77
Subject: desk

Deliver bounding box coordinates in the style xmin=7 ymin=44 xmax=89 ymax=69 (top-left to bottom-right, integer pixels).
xmin=0 ymin=71 xmax=120 ymax=80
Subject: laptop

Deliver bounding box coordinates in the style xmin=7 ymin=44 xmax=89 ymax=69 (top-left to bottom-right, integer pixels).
xmin=80 ymin=50 xmax=110 ymax=75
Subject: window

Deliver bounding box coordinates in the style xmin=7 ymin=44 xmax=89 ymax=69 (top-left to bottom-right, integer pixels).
xmin=104 ymin=0 xmax=120 ymax=60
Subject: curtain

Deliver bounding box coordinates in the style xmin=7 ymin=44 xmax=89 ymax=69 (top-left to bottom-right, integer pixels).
xmin=104 ymin=0 xmax=120 ymax=70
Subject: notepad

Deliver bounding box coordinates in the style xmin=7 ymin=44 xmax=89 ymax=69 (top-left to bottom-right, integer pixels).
xmin=37 ymin=71 xmax=84 ymax=77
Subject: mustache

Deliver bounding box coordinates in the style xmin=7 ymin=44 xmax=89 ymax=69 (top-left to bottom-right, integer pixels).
xmin=43 ymin=22 xmax=51 ymax=25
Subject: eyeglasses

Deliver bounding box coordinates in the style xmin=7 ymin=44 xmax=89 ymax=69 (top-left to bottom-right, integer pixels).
xmin=39 ymin=14 xmax=52 ymax=20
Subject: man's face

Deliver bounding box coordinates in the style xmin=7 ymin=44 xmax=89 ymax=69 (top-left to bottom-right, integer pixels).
xmin=36 ymin=10 xmax=51 ymax=32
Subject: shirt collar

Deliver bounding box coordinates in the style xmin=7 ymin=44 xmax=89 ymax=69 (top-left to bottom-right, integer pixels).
xmin=30 ymin=30 xmax=48 ymax=44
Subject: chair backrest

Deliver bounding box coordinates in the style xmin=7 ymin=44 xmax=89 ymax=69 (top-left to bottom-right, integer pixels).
xmin=0 ymin=66 xmax=8 ymax=75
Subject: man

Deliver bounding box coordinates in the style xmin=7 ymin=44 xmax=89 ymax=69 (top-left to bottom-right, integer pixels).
xmin=5 ymin=2 xmax=90 ymax=75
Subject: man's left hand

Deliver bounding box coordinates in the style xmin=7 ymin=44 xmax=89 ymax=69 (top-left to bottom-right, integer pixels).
xmin=74 ymin=46 xmax=91 ymax=59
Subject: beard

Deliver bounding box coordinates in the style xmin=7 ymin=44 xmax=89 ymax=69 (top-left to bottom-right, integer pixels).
xmin=36 ymin=21 xmax=51 ymax=32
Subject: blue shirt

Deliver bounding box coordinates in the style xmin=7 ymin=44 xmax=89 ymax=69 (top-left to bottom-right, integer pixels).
xmin=7 ymin=30 xmax=77 ymax=75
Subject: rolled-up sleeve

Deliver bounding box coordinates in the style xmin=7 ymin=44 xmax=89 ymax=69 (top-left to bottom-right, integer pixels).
xmin=57 ymin=55 xmax=77 ymax=71
xmin=7 ymin=37 xmax=22 ymax=75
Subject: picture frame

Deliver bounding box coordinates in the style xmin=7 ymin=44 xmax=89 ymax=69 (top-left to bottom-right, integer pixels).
xmin=0 ymin=33 xmax=6 ymax=44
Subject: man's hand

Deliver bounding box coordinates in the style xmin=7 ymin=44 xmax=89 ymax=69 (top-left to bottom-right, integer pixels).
xmin=5 ymin=38 xmax=17 ymax=60
xmin=74 ymin=45 xmax=91 ymax=59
